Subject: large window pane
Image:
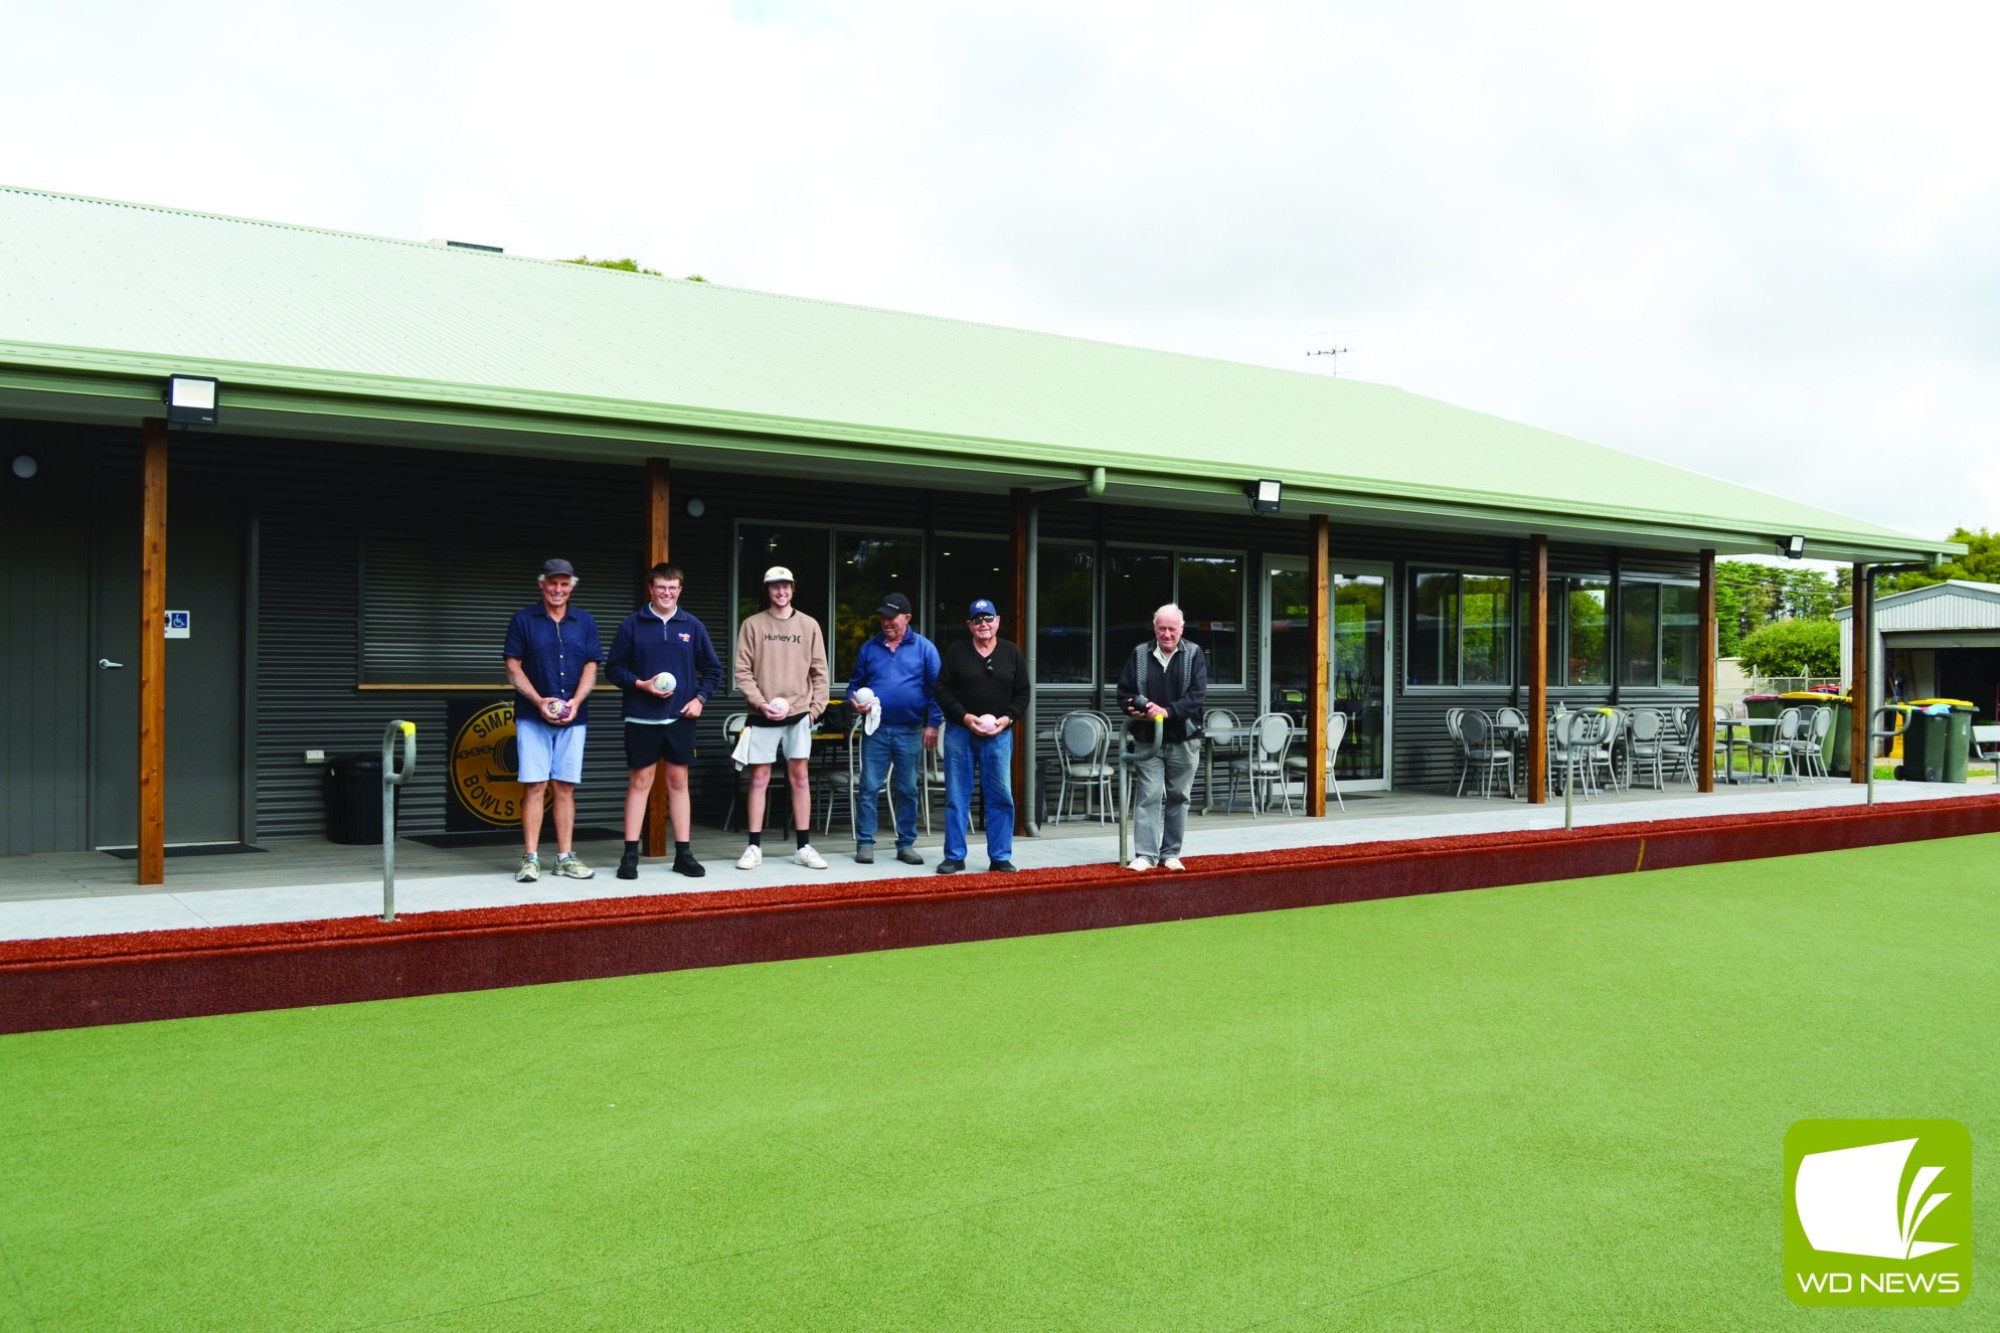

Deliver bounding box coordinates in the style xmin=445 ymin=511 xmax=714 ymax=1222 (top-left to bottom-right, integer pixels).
xmin=1620 ymin=583 xmax=1661 ymax=687
xmin=1104 ymin=548 xmax=1173 ymax=675
xmin=737 ymin=525 xmax=831 ymax=651
xmin=1177 ymin=553 xmax=1242 ymax=684
xmin=1567 ymin=577 xmax=1610 ymax=685
xmin=833 ymin=531 xmax=922 ymax=680
xmin=1410 ymin=571 xmax=1457 ymax=685
xmin=934 ymin=537 xmax=1012 ymax=649
xmin=1661 ymin=584 xmax=1702 ymax=687
xmin=1036 ymin=542 xmax=1094 ymax=685
xmin=1462 ymin=574 xmax=1512 ymax=685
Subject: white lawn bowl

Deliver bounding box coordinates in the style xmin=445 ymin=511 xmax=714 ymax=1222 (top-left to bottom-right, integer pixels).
xmin=653 ymin=672 xmax=676 ymax=694
xmin=851 ymin=686 xmax=877 ymax=711
xmin=978 ymin=713 xmax=999 ymax=734
xmin=769 ymin=696 xmax=790 ymax=718
xmin=544 ymin=698 xmax=565 ymax=721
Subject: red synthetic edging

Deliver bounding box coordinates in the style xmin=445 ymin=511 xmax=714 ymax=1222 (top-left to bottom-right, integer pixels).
xmin=4 ymin=795 xmax=1997 ymax=1033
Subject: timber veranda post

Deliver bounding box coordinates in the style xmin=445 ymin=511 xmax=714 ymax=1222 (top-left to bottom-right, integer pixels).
xmin=139 ymin=419 xmax=169 ymax=884
xmin=1850 ymin=562 xmax=1869 ymax=784
xmin=1698 ymin=549 xmax=1716 ymax=794
xmin=1306 ymin=515 xmax=1329 ymax=817
xmin=645 ymin=459 xmax=672 ymax=857
xmin=1526 ymin=535 xmax=1549 ymax=804
xmin=1011 ymin=487 xmax=1031 ymax=836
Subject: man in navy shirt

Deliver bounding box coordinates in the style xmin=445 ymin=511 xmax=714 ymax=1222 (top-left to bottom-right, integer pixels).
xmin=605 ymin=563 xmax=723 ymax=880
xmin=844 ymin=591 xmax=941 ymax=865
xmin=503 ymin=558 xmax=604 ymax=882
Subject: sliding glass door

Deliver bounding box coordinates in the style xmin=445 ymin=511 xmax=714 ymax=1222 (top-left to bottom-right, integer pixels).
xmin=1263 ymin=558 xmax=1392 ymax=791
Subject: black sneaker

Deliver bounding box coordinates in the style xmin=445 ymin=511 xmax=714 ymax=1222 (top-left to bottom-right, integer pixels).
xmin=936 ymin=859 xmax=965 ymax=875
xmin=895 ymin=847 xmax=924 ymax=865
xmin=854 ymin=845 xmax=875 ymax=864
xmin=616 ymin=849 xmax=639 ymax=880
xmin=672 ymin=852 xmax=706 ymax=878
xmin=989 ymin=860 xmax=1018 ymax=873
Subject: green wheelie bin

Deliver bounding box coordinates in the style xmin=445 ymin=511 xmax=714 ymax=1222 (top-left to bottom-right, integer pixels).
xmin=1904 ymin=699 xmax=1977 ymax=783
xmin=1899 ymin=705 xmax=1950 ymax=782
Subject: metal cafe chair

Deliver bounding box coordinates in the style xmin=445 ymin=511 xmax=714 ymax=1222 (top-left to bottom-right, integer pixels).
xmin=1052 ymin=710 xmax=1114 ymax=823
xmin=824 ymin=718 xmax=893 ymax=835
xmin=1657 ymin=706 xmax=1697 ymax=786
xmin=1445 ymin=707 xmax=1473 ymax=797
xmin=1548 ymin=708 xmax=1603 ymax=798
xmin=1748 ymin=706 xmax=1804 ymax=784
xmin=720 ymin=712 xmax=750 ymax=830
xmin=1457 ymin=709 xmax=1515 ymax=800
xmin=1282 ymin=709 xmax=1349 ymax=812
xmin=1228 ymin=712 xmax=1297 ymax=817
xmin=1200 ymin=707 xmax=1245 ymax=813
xmin=1792 ymin=705 xmax=1834 ymax=783
xmin=1625 ymin=707 xmax=1667 ymax=791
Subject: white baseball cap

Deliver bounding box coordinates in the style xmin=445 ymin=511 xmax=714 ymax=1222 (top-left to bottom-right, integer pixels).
xmin=763 ymin=566 xmax=795 ymax=585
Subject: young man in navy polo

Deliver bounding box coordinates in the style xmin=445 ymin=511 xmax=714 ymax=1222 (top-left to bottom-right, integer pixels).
xmin=503 ymin=558 xmax=604 ymax=882
xmin=606 ymin=563 xmax=723 ymax=879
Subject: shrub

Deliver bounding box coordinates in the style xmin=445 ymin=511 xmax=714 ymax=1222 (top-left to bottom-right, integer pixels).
xmin=1736 ymin=618 xmax=1840 ymax=677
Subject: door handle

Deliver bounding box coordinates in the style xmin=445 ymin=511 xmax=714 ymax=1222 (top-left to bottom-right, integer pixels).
xmin=97 ymin=659 xmax=125 ymax=669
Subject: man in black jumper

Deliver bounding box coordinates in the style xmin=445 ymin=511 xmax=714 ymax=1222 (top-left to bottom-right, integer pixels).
xmin=605 ymin=563 xmax=723 ymax=879
xmin=933 ymin=598 xmax=1030 ymax=874
xmin=1115 ymin=602 xmax=1208 ymax=872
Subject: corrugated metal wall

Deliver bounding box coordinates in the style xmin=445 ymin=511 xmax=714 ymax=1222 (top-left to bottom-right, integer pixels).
xmin=0 ymin=421 xmax=94 ymax=854
xmin=53 ymin=425 xmax=1708 ymax=850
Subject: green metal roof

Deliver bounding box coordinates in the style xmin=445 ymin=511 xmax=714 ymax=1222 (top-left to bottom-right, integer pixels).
xmin=0 ymin=185 xmax=1952 ymax=563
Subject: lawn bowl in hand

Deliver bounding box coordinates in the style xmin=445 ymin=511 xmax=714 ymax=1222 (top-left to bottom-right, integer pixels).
xmin=769 ymin=697 xmax=790 ymax=718
xmin=653 ymin=672 xmax=676 ymax=695
xmin=851 ymin=686 xmax=877 ymax=712
xmin=543 ymin=698 xmax=566 ymax=722
xmin=978 ymin=714 xmax=999 ymax=734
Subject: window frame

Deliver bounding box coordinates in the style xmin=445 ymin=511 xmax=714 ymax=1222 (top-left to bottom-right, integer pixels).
xmin=1403 ymin=565 xmax=1518 ymax=690
xmin=1099 ymin=541 xmax=1249 ymax=687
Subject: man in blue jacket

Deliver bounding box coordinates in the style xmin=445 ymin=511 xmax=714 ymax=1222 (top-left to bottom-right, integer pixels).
xmin=606 ymin=563 xmax=724 ymax=880
xmin=845 ymin=591 xmax=941 ymax=865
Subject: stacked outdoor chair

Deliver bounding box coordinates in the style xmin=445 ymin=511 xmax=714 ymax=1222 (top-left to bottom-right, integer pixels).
xmin=1456 ymin=710 xmax=1515 ymax=799
xmin=1548 ymin=709 xmax=1605 ymax=798
xmin=1791 ymin=705 xmax=1834 ymax=782
xmin=1445 ymin=707 xmax=1471 ymax=796
xmin=1625 ymin=708 xmax=1668 ymax=791
xmin=1748 ymin=706 xmax=1804 ymax=784
xmin=1052 ymin=709 xmax=1114 ymax=823
xmin=1228 ymin=712 xmax=1296 ymax=816
xmin=1283 ymin=710 xmax=1349 ymax=812
xmin=1200 ymin=708 xmax=1244 ymax=812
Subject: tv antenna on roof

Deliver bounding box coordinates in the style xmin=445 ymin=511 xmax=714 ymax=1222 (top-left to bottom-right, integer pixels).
xmin=1306 ymin=340 xmax=1350 ymax=376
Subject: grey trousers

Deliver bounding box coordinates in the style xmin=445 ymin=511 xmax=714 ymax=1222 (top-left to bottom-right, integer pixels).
xmin=1131 ymin=739 xmax=1199 ymax=860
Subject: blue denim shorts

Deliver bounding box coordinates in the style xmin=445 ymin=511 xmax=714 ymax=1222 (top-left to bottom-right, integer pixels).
xmin=516 ymin=713 xmax=586 ymax=785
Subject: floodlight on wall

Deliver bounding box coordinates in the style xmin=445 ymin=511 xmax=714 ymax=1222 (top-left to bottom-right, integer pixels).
xmin=10 ymin=455 xmax=37 ymax=480
xmin=1247 ymin=478 xmax=1283 ymax=515
xmin=685 ymin=497 xmax=707 ymax=518
xmin=164 ymin=375 xmax=220 ymax=427
xmin=1777 ymin=534 xmax=1806 ymax=559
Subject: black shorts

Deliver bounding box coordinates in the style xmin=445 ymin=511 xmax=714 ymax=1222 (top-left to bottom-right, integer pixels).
xmin=624 ymin=719 xmax=696 ymax=769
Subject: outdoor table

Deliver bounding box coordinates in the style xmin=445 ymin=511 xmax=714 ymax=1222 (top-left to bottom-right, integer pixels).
xmin=1716 ymin=716 xmax=1780 ymax=783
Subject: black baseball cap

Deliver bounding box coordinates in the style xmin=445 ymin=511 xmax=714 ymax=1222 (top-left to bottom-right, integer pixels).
xmin=875 ymin=591 xmax=913 ymax=618
xmin=540 ymin=558 xmax=576 ymax=579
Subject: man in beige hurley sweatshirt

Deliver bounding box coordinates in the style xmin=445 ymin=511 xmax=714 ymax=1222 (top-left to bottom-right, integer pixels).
xmin=732 ymin=566 xmax=831 ymax=869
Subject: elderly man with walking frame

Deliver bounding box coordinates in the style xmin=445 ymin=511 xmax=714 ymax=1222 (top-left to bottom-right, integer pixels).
xmin=1115 ymin=603 xmax=1208 ymax=872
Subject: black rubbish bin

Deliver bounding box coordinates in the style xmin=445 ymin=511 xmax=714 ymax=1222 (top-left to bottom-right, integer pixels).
xmin=325 ymin=753 xmax=394 ymax=844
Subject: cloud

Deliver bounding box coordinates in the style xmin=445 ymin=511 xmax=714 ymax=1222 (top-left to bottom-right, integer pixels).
xmin=3 ymin=0 xmax=1995 ymax=538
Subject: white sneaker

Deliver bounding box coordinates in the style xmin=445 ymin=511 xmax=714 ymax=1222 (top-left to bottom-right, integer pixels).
xmin=793 ymin=844 xmax=829 ymax=870
xmin=1162 ymin=857 xmax=1187 ymax=873
xmin=736 ymin=845 xmax=763 ymax=870
xmin=1125 ymin=856 xmax=1155 ymax=872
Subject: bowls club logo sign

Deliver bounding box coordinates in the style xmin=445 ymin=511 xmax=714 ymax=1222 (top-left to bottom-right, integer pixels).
xmin=448 ymin=700 xmax=521 ymax=829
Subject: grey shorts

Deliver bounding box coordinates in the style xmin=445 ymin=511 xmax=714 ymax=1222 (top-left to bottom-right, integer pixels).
xmin=732 ymin=715 xmax=813 ymax=768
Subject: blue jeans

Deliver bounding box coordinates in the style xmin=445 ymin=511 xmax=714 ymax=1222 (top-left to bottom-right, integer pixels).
xmin=855 ymin=725 xmax=922 ymax=849
xmin=942 ymin=725 xmax=1013 ymax=865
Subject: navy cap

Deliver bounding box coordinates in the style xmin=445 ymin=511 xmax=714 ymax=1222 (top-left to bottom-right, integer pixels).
xmin=968 ymin=598 xmax=998 ymax=618
xmin=875 ymin=591 xmax=913 ymax=618
xmin=539 ymin=558 xmax=576 ymax=579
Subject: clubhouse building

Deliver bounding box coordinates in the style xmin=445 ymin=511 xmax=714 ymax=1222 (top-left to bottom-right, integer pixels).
xmin=0 ymin=186 xmax=1955 ymax=878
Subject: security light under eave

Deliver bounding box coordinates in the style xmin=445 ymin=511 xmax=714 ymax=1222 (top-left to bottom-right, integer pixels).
xmin=164 ymin=375 xmax=219 ymax=427
xmin=1248 ymin=479 xmax=1282 ymax=515
xmin=1778 ymin=534 xmax=1806 ymax=559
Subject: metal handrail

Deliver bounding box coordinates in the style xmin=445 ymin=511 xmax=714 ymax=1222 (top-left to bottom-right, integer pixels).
xmin=1864 ymin=705 xmax=1902 ymax=808
xmin=381 ymin=720 xmax=417 ymax=920
xmin=1117 ymin=717 xmax=1166 ymax=866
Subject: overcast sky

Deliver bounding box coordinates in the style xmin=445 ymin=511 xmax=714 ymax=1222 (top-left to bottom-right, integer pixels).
xmin=5 ymin=1 xmax=1995 ymax=543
